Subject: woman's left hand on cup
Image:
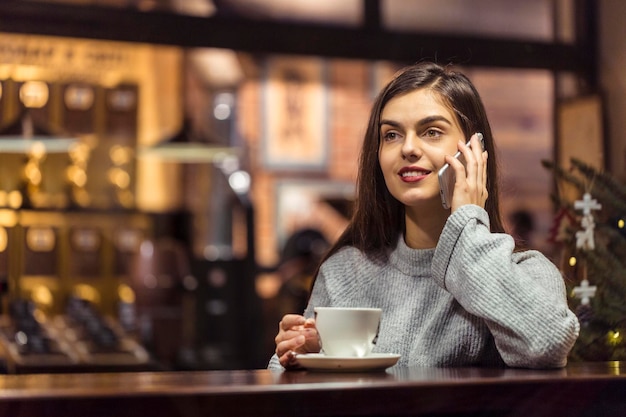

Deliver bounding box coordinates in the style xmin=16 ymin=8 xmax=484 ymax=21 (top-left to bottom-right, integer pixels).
xmin=275 ymin=314 xmax=319 ymax=369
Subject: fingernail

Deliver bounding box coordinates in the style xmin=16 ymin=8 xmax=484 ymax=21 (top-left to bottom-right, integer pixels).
xmin=297 ymin=335 xmax=305 ymax=344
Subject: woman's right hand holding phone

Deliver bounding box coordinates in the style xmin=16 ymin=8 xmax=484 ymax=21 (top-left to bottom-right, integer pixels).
xmin=275 ymin=314 xmax=320 ymax=368
xmin=446 ymin=132 xmax=488 ymax=211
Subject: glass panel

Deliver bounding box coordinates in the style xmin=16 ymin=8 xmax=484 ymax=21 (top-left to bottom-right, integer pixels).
xmin=383 ymin=0 xmax=555 ymax=41
xmin=21 ymin=0 xmax=218 ymax=17
xmin=31 ymin=0 xmax=363 ymax=24
xmin=211 ymin=0 xmax=363 ymax=26
xmin=18 ymin=0 xmax=578 ymax=44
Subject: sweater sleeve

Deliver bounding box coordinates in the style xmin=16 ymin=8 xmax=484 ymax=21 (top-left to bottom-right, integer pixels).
xmin=431 ymin=204 xmax=580 ymax=368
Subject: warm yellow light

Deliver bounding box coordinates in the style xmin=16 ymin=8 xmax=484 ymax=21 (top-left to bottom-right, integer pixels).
xmin=72 ymin=188 xmax=91 ymax=207
xmin=73 ymin=284 xmax=100 ymax=304
xmin=569 ymin=256 xmax=577 ymax=267
xmin=118 ymin=284 xmax=136 ymax=304
xmin=109 ymin=145 xmax=133 ymax=166
xmin=8 ymin=190 xmax=22 ymax=208
xmin=108 ymin=167 xmax=130 ymax=189
xmin=608 ymin=330 xmax=623 ymax=346
xmin=66 ymin=166 xmax=87 ymax=187
xmin=116 ymin=189 xmax=134 ymax=208
xmin=255 ymin=273 xmax=282 ymax=299
xmin=0 ymin=227 xmax=7 ymax=252
xmin=69 ymin=142 xmax=91 ymax=165
xmin=29 ymin=141 xmax=47 ymax=160
xmin=33 ymin=308 xmax=47 ymax=323
xmin=618 ymin=219 xmax=625 ymax=229
xmin=31 ymin=285 xmax=53 ymax=307
xmin=24 ymin=162 xmax=42 ymax=185
xmin=20 ymin=81 xmax=49 ymax=108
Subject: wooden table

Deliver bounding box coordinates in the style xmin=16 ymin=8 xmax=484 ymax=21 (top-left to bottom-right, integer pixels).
xmin=0 ymin=362 xmax=624 ymax=417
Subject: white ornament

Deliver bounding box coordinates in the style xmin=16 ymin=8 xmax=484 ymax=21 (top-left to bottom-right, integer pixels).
xmin=574 ymin=193 xmax=602 ymax=216
xmin=574 ymin=193 xmax=602 ymax=251
xmin=572 ymin=279 xmax=597 ymax=305
xmin=575 ymin=215 xmax=596 ymax=250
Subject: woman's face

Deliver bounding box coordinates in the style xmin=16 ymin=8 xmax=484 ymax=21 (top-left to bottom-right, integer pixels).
xmin=378 ymin=88 xmax=465 ymax=209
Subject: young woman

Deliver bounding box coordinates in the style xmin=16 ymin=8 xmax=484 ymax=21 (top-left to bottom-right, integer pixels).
xmin=269 ymin=61 xmax=579 ymax=370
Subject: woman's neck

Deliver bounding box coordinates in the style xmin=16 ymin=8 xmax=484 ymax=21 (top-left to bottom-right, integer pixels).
xmin=403 ymin=204 xmax=449 ymax=249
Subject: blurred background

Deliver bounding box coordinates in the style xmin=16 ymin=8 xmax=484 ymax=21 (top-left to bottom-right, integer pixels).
xmin=0 ymin=0 xmax=623 ymax=372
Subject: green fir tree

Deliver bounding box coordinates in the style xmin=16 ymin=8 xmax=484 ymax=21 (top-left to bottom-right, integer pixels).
xmin=542 ymin=158 xmax=626 ymax=361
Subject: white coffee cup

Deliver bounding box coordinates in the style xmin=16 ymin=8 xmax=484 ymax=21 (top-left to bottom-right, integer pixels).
xmin=314 ymin=307 xmax=381 ymax=357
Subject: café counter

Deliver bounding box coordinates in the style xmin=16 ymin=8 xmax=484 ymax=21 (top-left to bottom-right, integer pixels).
xmin=0 ymin=361 xmax=624 ymax=417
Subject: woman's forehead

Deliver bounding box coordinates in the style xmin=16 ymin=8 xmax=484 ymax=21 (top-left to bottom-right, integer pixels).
xmin=381 ymin=89 xmax=455 ymax=120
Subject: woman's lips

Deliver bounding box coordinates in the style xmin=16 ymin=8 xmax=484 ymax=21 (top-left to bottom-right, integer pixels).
xmin=398 ymin=167 xmax=430 ymax=182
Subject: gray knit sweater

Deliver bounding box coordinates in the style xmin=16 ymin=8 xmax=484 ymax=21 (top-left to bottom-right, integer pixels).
xmin=268 ymin=205 xmax=580 ymax=370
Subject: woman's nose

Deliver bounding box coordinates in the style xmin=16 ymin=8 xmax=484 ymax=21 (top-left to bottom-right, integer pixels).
xmin=401 ymin=134 xmax=421 ymax=159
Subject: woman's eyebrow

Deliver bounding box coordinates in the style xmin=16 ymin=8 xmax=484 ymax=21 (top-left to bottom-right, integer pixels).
xmin=379 ymin=115 xmax=452 ymax=129
xmin=416 ymin=115 xmax=452 ymax=127
xmin=379 ymin=119 xmax=401 ymax=128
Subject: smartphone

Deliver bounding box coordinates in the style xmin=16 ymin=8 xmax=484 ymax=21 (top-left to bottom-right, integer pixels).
xmin=438 ymin=133 xmax=484 ymax=209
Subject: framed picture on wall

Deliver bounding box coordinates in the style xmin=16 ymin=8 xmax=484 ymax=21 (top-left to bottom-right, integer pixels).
xmin=275 ymin=179 xmax=354 ymax=250
xmin=557 ymin=94 xmax=604 ymax=201
xmin=558 ymin=94 xmax=604 ymax=170
xmin=262 ymin=56 xmax=328 ymax=171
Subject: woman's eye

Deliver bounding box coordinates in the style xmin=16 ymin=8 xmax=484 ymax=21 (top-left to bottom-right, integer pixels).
xmin=423 ymin=129 xmax=442 ymax=138
xmin=382 ymin=131 xmax=399 ymax=141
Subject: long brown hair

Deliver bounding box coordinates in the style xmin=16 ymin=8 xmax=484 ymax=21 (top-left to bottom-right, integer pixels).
xmin=319 ymin=61 xmax=505 ymax=268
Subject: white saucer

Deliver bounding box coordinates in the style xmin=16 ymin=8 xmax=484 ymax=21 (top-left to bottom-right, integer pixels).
xmin=295 ymin=353 xmax=401 ymax=372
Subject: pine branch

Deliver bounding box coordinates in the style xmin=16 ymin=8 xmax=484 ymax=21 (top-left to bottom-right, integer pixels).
xmin=581 ymin=232 xmax=626 ymax=290
xmin=571 ymin=158 xmax=626 ymax=201
xmin=589 ymin=181 xmax=626 ymax=216
xmin=541 ymin=159 xmax=585 ymax=206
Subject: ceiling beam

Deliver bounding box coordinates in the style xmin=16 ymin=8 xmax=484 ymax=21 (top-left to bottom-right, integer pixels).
xmin=0 ymin=1 xmax=587 ymax=74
